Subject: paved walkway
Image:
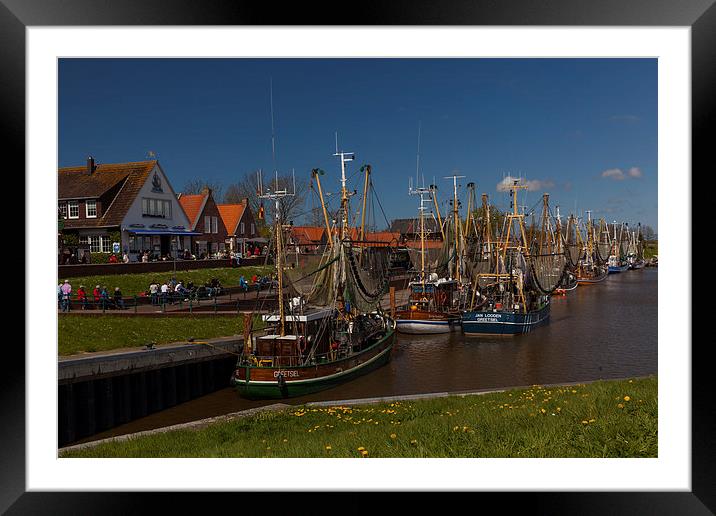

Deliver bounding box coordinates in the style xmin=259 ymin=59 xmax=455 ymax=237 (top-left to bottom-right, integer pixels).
xmin=58 ymin=287 xmax=412 ymax=316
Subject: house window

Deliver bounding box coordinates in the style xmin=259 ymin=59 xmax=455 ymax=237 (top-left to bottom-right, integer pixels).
xmin=68 ymin=201 xmax=79 ymax=219
xmin=250 ymin=223 xmax=255 ymax=235
xmin=101 ymin=237 xmax=111 ymax=253
xmin=240 ymin=222 xmax=245 ymax=234
xmin=79 ymin=236 xmax=88 ymax=245
xmin=204 ymin=216 xmax=211 ymax=234
xmin=142 ymin=198 xmax=171 ymax=218
xmin=59 ymin=203 xmax=67 ymax=219
xmin=88 ymin=236 xmax=101 ymax=253
xmin=86 ymin=200 xmax=97 ymax=218
xmin=212 ymin=216 xmax=218 ymax=234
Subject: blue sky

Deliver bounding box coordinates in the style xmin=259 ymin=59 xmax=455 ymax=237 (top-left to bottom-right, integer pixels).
xmin=58 ymin=58 xmax=657 ymax=230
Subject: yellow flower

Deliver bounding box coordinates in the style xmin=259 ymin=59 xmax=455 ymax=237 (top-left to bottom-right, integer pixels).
xmin=617 ymin=403 xmax=624 ymax=409
xmin=556 ymin=407 xmax=561 ymax=412
xmin=581 ymin=420 xmax=589 ymax=424
xmin=589 ymin=419 xmax=595 ymax=423
xmin=357 ymin=446 xmax=365 ymax=451
xmin=624 ymin=396 xmax=631 ymax=402
xmin=540 ymin=408 xmax=546 ymax=414
xmin=360 ymin=450 xmax=368 ymax=457
xmin=410 ymin=439 xmax=418 ymax=446
xmin=325 ymin=445 xmax=332 ymax=451
xmin=390 ymin=433 xmax=397 ymax=439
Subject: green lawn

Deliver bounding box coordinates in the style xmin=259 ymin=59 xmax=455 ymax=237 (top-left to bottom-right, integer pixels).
xmin=61 ymin=376 xmax=657 ymax=458
xmin=58 ymin=315 xmax=257 ymax=355
xmin=59 ymin=265 xmax=272 ymax=297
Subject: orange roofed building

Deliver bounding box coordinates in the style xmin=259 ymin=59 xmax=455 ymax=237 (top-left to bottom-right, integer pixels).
xmin=217 ymin=199 xmax=261 ymax=256
xmin=289 ymin=226 xmax=328 ymax=252
xmin=177 ymin=187 xmax=229 ymax=258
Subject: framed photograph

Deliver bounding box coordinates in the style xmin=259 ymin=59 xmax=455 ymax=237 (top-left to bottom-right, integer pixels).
xmin=6 ymin=0 xmax=709 ymax=512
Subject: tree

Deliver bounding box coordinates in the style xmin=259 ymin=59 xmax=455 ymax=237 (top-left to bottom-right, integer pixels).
xmin=182 ymin=179 xmax=223 ymax=201
xmin=641 ymin=225 xmax=657 ymax=241
xmin=223 ymin=170 xmax=308 ymax=226
xmin=472 ymin=205 xmax=506 ymax=240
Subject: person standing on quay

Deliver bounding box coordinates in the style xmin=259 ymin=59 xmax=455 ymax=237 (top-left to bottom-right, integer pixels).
xmin=149 ymin=280 xmax=159 ymax=305
xmin=77 ymin=285 xmax=88 ymax=310
xmin=160 ymin=281 xmax=169 ymax=306
xmin=60 ymin=279 xmax=72 ymax=312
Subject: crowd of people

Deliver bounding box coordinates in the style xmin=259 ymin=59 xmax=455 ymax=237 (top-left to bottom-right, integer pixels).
xmin=60 ymin=243 xmax=270 ymax=266
xmin=57 ymin=279 xmax=126 ymax=311
xmin=58 ymin=269 xmax=275 ymax=312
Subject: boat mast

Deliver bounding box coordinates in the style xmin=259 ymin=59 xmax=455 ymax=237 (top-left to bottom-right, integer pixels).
xmin=430 ymin=186 xmax=445 ymax=241
xmin=311 ymin=168 xmax=333 ymax=249
xmin=445 ymin=174 xmax=465 ymax=281
xmin=333 ymin=147 xmax=355 ymax=241
xmin=358 ymin=164 xmax=371 ymax=264
xmin=409 ymin=178 xmax=432 ymax=291
xmin=258 ymin=171 xmax=295 ymax=336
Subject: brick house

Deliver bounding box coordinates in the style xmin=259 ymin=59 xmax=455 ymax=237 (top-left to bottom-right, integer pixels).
xmin=289 ymin=226 xmax=328 ymax=252
xmin=58 ymin=157 xmax=197 ymax=262
xmin=177 ymin=188 xmax=228 ymax=258
xmin=217 ymin=198 xmax=262 ymax=256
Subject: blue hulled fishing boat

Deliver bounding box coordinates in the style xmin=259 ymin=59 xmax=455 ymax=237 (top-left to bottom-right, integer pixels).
xmin=461 ymin=183 xmax=566 ymax=336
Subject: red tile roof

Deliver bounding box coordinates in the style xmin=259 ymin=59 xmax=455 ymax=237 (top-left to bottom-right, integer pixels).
xmin=290 ymin=226 xmax=326 ymax=245
xmin=177 ymin=193 xmax=207 ymax=229
xmin=217 ymin=204 xmax=246 ymax=236
xmin=58 ymin=160 xmax=157 ymax=228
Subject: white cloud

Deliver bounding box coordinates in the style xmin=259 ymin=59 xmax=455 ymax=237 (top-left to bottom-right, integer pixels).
xmin=601 ymin=167 xmax=644 ymax=181
xmin=601 ymin=168 xmax=626 ymax=180
xmin=496 ymin=175 xmax=555 ymax=192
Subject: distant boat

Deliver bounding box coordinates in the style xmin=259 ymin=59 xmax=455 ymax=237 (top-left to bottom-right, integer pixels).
xmin=607 ymin=221 xmax=629 ymax=273
xmin=627 ymin=223 xmax=646 ymax=270
xmin=395 ymin=175 xmax=468 ymax=334
xmin=572 ymin=213 xmax=608 ymax=284
xmin=461 ymin=185 xmax=564 ymax=336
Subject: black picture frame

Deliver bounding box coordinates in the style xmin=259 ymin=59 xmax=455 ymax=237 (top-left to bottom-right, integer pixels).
xmin=4 ymin=0 xmax=709 ymax=513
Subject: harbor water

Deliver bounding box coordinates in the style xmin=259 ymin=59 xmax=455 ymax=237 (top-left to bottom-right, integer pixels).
xmin=74 ymin=268 xmax=657 ymax=444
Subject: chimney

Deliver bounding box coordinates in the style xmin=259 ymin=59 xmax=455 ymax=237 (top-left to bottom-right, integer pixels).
xmin=241 ymin=197 xmax=249 ymax=206
xmin=87 ymin=156 xmax=96 ymax=175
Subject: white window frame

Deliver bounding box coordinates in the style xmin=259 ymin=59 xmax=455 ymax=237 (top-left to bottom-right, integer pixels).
xmin=59 ymin=203 xmax=67 ymax=219
xmin=85 ymin=200 xmax=97 ymax=218
xmin=68 ymin=200 xmax=79 ymax=219
xmin=204 ymin=216 xmax=211 ymax=234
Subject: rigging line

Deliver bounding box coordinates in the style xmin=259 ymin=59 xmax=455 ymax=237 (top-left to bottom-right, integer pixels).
xmin=270 ymin=78 xmax=277 ymax=175
xmin=370 ymin=178 xmax=392 ymax=231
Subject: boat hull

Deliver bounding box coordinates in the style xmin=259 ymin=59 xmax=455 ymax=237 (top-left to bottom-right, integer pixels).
xmin=576 ymin=272 xmax=608 ymax=285
xmin=461 ymin=303 xmax=550 ymax=336
xmin=232 ymin=328 xmax=396 ymax=400
xmin=608 ymin=264 xmax=629 ymax=273
xmin=395 ymin=318 xmax=461 ymax=334
xmin=394 ymin=308 xmax=461 ymax=334
xmin=629 ymin=261 xmax=645 ymax=270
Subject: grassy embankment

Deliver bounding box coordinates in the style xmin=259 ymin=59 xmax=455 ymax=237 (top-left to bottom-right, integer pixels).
xmin=58 ymin=265 xmax=273 ymax=297
xmin=61 ymin=376 xmax=657 ymax=458
xmin=58 ymin=314 xmax=263 ymax=356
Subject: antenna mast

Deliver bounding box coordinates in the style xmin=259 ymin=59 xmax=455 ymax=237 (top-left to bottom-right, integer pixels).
xmin=258 ymin=170 xmax=296 ymax=337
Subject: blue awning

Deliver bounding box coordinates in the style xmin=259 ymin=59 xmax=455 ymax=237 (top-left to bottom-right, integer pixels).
xmin=128 ymin=229 xmax=203 ymax=236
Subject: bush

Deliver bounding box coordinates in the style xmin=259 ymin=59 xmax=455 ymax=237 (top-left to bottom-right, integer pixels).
xmin=89 ymin=253 xmax=119 ymax=264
